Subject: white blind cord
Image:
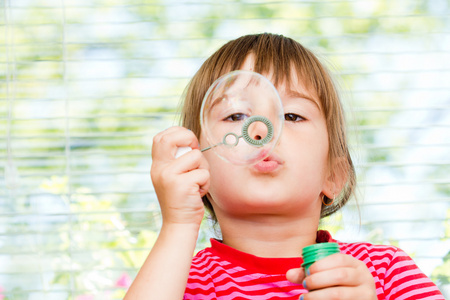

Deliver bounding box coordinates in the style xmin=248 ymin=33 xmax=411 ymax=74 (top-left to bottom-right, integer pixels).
xmin=60 ymin=0 xmax=76 ymax=297
xmin=4 ymin=0 xmax=20 ymax=190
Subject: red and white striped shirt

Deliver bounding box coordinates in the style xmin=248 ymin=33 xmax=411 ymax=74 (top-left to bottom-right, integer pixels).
xmin=184 ymin=231 xmax=444 ymax=299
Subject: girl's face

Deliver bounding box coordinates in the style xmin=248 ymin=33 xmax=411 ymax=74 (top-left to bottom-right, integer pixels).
xmin=200 ymin=55 xmax=331 ymax=220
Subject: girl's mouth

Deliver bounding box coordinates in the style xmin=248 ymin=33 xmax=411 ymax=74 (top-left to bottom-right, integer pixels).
xmin=252 ymin=153 xmax=283 ymax=173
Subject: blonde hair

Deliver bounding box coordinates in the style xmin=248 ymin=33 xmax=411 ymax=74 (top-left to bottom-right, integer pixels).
xmin=180 ymin=33 xmax=356 ymax=219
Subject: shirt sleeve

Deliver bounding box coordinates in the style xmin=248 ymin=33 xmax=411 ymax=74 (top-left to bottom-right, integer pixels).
xmin=383 ymin=248 xmax=445 ymax=300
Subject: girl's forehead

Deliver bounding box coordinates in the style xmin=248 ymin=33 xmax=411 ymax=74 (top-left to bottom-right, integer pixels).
xmin=237 ymin=53 xmax=321 ymax=106
xmin=272 ymin=74 xmax=319 ymax=104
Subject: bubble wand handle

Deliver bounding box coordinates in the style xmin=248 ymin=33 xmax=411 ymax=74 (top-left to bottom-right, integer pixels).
xmin=175 ymin=115 xmax=273 ymax=159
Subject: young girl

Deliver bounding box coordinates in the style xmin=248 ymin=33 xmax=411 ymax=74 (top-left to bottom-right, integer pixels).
xmin=125 ymin=33 xmax=444 ymax=300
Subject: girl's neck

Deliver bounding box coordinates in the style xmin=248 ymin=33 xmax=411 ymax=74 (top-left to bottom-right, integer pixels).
xmin=218 ymin=214 xmax=320 ymax=258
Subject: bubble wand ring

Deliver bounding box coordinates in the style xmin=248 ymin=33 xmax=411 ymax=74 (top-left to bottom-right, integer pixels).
xmin=241 ymin=115 xmax=273 ymax=147
xmin=201 ymin=115 xmax=274 ymax=151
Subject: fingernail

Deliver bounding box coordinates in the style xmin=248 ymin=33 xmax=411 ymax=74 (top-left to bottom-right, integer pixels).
xmin=302 ymin=279 xmax=307 ymax=290
xmin=299 ymin=295 xmax=304 ymax=300
xmin=306 ymin=268 xmax=311 ymax=276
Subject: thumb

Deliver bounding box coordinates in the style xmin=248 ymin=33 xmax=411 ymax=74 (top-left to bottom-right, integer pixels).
xmin=286 ymin=268 xmax=306 ymax=284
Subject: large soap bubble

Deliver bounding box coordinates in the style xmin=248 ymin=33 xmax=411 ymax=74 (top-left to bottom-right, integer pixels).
xmin=200 ymin=70 xmax=284 ymax=165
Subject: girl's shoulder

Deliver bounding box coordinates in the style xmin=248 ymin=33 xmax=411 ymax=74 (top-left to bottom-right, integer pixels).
xmin=335 ymin=239 xmax=445 ymax=299
xmin=336 ymin=240 xmax=400 ymax=261
xmin=336 ymin=239 xmax=415 ymax=273
xmin=325 ymin=230 xmax=404 ymax=266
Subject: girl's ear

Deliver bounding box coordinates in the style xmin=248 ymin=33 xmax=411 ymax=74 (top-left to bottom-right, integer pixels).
xmin=322 ymin=157 xmax=348 ymax=199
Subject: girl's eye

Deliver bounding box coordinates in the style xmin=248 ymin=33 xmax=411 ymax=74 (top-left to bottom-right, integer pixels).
xmin=284 ymin=113 xmax=305 ymax=122
xmin=224 ymin=113 xmax=247 ymax=122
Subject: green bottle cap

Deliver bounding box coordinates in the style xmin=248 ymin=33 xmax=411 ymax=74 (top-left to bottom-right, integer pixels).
xmin=301 ymin=242 xmax=340 ymax=274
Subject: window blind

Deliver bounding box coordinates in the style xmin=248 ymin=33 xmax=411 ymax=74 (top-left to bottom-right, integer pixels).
xmin=1 ymin=0 xmax=449 ymax=298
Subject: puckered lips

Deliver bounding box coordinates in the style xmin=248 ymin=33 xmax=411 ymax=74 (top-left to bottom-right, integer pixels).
xmin=252 ymin=152 xmax=284 ymax=173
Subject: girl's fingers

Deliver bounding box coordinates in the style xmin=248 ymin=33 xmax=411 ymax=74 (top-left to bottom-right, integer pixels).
xmin=152 ymin=149 xmax=210 ymax=197
xmin=179 ymin=167 xmax=210 ymax=197
xmin=152 ymin=127 xmax=199 ymax=161
xmin=306 ymin=254 xmax=370 ymax=289
xmin=309 ymin=253 xmax=359 ymax=273
xmin=301 ymin=286 xmax=366 ymax=300
xmin=302 ymin=254 xmax=377 ymax=300
xmin=286 ymin=268 xmax=306 ymax=284
xmin=303 ymin=267 xmax=358 ymax=291
xmin=170 ymin=149 xmax=206 ymax=174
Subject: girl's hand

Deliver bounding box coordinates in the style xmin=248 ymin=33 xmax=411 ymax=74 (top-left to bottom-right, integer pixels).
xmin=286 ymin=253 xmax=377 ymax=300
xmin=151 ymin=126 xmax=210 ymax=227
